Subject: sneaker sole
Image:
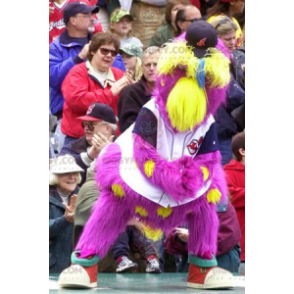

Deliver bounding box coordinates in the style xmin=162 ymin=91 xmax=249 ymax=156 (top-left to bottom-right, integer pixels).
xmin=187 ymin=282 xmax=234 ymax=289
xmin=146 ymin=269 xmax=161 ymax=273
xmin=59 ymin=282 xmax=97 ymax=289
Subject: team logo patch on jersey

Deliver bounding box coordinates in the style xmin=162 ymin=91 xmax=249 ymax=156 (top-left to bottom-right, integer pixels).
xmin=187 ymin=137 xmax=204 ymax=155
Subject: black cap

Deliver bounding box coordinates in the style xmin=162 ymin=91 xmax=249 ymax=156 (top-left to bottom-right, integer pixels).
xmin=185 ymin=21 xmax=218 ymax=58
xmin=63 ymin=2 xmax=100 ymax=24
xmin=77 ymin=103 xmax=117 ymax=124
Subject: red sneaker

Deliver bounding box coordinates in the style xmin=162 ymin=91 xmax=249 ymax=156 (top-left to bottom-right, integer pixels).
xmin=187 ymin=264 xmax=234 ymax=289
xmin=58 ymin=252 xmax=99 ymax=289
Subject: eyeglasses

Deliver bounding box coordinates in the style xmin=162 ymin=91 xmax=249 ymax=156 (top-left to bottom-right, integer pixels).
xmin=100 ymin=48 xmax=118 ymax=57
xmin=82 ymin=121 xmax=99 ymax=131
xmin=82 ymin=121 xmax=108 ymax=131
xmin=184 ymin=18 xmax=201 ymax=23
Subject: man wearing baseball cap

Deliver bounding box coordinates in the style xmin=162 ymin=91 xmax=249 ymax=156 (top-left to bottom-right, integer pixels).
xmin=63 ymin=2 xmax=100 ymax=24
xmin=49 ymin=1 xmax=125 ymax=153
xmin=60 ymin=103 xmax=117 ymax=185
xmin=49 ymin=0 xmax=103 ymax=44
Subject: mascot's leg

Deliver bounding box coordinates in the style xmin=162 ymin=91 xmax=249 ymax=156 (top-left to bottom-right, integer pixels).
xmin=186 ymin=196 xmax=234 ymax=289
xmin=58 ymin=189 xmax=133 ymax=288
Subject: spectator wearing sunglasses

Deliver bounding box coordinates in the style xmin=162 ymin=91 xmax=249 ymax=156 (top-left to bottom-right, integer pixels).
xmin=49 ymin=2 xmax=125 ymax=153
xmin=60 ymin=103 xmax=117 ymax=185
xmin=174 ymin=5 xmax=202 ymax=36
xmin=61 ymin=32 xmax=133 ymax=147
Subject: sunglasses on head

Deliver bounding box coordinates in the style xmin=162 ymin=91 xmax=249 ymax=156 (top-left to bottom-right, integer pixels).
xmin=215 ymin=18 xmax=231 ymax=30
xmin=100 ymin=47 xmax=118 ymax=57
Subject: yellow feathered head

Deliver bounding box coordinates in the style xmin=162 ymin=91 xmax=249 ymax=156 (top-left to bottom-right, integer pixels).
xmin=155 ymin=32 xmax=230 ymax=132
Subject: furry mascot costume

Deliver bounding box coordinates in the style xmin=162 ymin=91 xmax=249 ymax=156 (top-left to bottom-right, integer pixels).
xmin=59 ymin=21 xmax=234 ymax=289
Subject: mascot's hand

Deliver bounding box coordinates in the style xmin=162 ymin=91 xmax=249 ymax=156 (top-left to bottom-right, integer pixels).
xmin=178 ymin=156 xmax=202 ymax=197
xmin=165 ymin=156 xmax=203 ymax=202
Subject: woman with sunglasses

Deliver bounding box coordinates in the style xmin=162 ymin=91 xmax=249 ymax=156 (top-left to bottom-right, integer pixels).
xmin=61 ymin=32 xmax=133 ymax=143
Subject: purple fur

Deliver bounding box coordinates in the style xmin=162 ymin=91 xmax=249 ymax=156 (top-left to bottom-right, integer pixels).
xmin=187 ymin=196 xmax=219 ymax=257
xmin=206 ymin=85 xmax=228 ymax=120
xmin=75 ymin=143 xmax=226 ymax=259
xmin=133 ymin=133 xmax=205 ymax=203
xmin=216 ymin=38 xmax=232 ymax=60
xmin=154 ymin=59 xmax=228 ymax=135
xmin=154 ymin=68 xmax=187 ymax=133
xmin=196 ymin=151 xmax=228 ymax=203
xmin=73 ymin=37 xmax=230 ymax=263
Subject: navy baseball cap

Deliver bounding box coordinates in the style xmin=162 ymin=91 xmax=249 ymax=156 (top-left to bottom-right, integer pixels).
xmin=77 ymin=103 xmax=117 ymax=124
xmin=185 ymin=21 xmax=218 ymax=58
xmin=63 ymin=2 xmax=100 ymax=24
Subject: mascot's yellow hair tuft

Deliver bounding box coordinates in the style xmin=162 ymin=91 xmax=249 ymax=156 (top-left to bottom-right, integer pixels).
xmin=204 ymin=48 xmax=231 ymax=88
xmin=157 ymin=41 xmax=197 ymax=78
xmin=157 ymin=41 xmax=230 ymax=89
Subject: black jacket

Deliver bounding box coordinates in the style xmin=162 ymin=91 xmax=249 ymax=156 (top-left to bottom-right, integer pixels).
xmin=118 ymin=76 xmax=152 ymax=133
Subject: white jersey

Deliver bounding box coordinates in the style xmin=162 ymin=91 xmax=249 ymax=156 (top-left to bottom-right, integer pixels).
xmin=115 ymin=99 xmax=216 ymax=207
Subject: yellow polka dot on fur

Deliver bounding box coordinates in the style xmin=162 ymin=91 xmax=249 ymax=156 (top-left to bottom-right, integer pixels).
xmin=112 ymin=184 xmax=125 ymax=198
xmin=157 ymin=206 xmax=173 ymax=218
xmin=144 ymin=160 xmax=155 ymax=178
xmin=207 ymin=189 xmax=221 ymax=204
xmin=135 ymin=206 xmax=148 ymax=217
xmin=201 ymin=166 xmax=209 ymax=181
xmin=143 ymin=226 xmax=163 ymax=241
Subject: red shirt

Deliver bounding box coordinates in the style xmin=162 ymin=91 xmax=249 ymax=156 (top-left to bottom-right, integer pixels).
xmin=49 ymin=0 xmax=103 ymax=43
xmin=224 ymin=159 xmax=245 ymax=261
xmin=61 ymin=63 xmax=124 ymax=138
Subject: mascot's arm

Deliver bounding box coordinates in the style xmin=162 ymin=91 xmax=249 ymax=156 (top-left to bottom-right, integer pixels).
xmin=133 ymin=133 xmax=205 ymax=202
xmin=195 ymin=150 xmax=228 ymax=204
xmin=193 ymin=123 xmax=228 ymax=203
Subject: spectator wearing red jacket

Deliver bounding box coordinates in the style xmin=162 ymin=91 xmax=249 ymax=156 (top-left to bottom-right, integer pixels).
xmin=224 ymin=131 xmax=245 ymax=269
xmin=61 ymin=32 xmax=133 ymax=144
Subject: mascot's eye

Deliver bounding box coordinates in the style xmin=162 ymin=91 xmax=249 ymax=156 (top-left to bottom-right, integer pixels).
xmin=151 ymin=122 xmax=155 ymax=128
xmin=142 ymin=123 xmax=146 ymax=127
